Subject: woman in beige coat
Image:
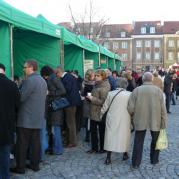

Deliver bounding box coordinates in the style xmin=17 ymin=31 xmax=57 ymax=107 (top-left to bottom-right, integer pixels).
xmin=86 ymin=69 xmax=110 ymax=153
xmin=101 ymin=78 xmax=131 ymax=165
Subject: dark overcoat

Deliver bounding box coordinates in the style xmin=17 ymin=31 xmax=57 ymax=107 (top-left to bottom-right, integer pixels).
xmin=0 ymin=74 xmax=20 ymax=146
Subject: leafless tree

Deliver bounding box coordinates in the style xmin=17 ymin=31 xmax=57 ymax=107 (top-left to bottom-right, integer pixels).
xmin=68 ymin=0 xmax=108 ymax=41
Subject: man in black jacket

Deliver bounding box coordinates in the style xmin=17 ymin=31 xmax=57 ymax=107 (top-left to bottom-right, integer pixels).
xmin=0 ymin=63 xmax=20 ymax=179
xmin=55 ymin=66 xmax=81 ymax=147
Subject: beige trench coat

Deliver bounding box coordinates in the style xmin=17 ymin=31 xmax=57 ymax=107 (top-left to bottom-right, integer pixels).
xmin=101 ymin=89 xmax=131 ymax=153
xmin=127 ymin=82 xmax=167 ymax=131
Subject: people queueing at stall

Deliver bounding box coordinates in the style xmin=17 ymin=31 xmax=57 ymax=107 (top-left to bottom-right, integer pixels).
xmin=2 ymin=60 xmax=177 ymax=178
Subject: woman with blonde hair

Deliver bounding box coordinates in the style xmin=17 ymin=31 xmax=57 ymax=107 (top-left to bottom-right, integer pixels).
xmin=86 ymin=69 xmax=110 ymax=153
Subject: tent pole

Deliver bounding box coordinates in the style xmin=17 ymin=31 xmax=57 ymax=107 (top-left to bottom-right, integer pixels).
xmin=82 ymin=49 xmax=85 ymax=77
xmin=60 ymin=39 xmax=64 ymax=68
xmin=10 ymin=25 xmax=14 ymax=80
xmin=98 ymin=52 xmax=101 ymax=68
xmin=114 ymin=57 xmax=116 ymax=70
xmin=107 ymin=57 xmax=109 ymax=68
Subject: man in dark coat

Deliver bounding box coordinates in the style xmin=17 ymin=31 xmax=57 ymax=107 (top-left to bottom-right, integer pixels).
xmin=164 ymin=72 xmax=173 ymax=113
xmin=0 ymin=63 xmax=20 ymax=179
xmin=55 ymin=66 xmax=81 ymax=147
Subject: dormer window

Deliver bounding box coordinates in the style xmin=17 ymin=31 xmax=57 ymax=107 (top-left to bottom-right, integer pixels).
xmin=150 ymin=27 xmax=155 ymax=34
xmin=121 ymin=31 xmax=126 ymax=37
xmin=141 ymin=27 xmax=146 ymax=34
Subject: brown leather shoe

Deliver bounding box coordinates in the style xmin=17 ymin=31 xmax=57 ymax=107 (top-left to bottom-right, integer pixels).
xmin=66 ymin=144 xmax=76 ymax=148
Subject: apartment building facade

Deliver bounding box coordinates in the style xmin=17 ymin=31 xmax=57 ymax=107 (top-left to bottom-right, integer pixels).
xmin=163 ymin=21 xmax=179 ymax=68
xmin=132 ymin=21 xmax=163 ymax=70
xmin=99 ymin=24 xmax=133 ymax=68
xmin=59 ymin=21 xmax=179 ymax=70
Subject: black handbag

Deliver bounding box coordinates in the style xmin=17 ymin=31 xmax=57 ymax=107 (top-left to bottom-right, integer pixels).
xmin=51 ymin=97 xmax=70 ymax=111
xmin=101 ymin=89 xmax=124 ymax=123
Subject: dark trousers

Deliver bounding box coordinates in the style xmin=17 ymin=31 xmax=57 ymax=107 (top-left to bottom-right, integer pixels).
xmin=132 ymin=130 xmax=160 ymax=167
xmin=165 ymin=93 xmax=171 ymax=112
xmin=65 ymin=106 xmax=77 ymax=145
xmin=16 ymin=127 xmax=40 ymax=171
xmin=0 ymin=145 xmax=10 ymax=179
xmin=90 ymin=120 xmax=105 ymax=151
xmin=170 ymin=92 xmax=176 ymax=105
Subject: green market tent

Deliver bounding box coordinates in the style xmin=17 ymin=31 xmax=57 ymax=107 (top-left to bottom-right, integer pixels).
xmin=0 ymin=21 xmax=11 ymax=77
xmin=13 ymin=30 xmax=61 ymax=77
xmin=0 ymin=1 xmax=62 ymax=77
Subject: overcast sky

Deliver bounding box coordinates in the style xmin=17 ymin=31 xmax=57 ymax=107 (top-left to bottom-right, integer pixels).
xmin=4 ymin=0 xmax=179 ymax=24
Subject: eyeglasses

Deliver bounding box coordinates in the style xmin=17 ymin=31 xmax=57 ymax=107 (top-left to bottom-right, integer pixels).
xmin=23 ymin=66 xmax=29 ymax=69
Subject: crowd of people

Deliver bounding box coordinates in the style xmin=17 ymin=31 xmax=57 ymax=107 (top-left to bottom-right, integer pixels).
xmin=1 ymin=59 xmax=179 ymax=178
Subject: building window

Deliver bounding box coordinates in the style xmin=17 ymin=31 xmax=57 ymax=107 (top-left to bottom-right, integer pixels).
xmin=141 ymin=27 xmax=146 ymax=34
xmin=121 ymin=41 xmax=128 ymax=49
xmin=121 ymin=31 xmax=126 ymax=38
xmin=90 ymin=27 xmax=93 ymax=33
xmin=177 ymin=52 xmax=179 ymax=62
xmin=177 ymin=40 xmax=179 ymax=47
xmin=168 ymin=40 xmax=174 ymax=47
xmin=154 ymin=40 xmax=160 ymax=48
xmin=104 ymin=42 xmax=109 ymax=49
xmin=122 ymin=53 xmax=128 ymax=61
xmin=136 ymin=52 xmax=141 ymax=60
xmin=113 ymin=42 xmax=119 ymax=50
xmin=105 ymin=32 xmax=110 ymax=38
xmin=145 ymin=40 xmax=151 ymax=47
xmin=136 ymin=40 xmax=142 ymax=47
xmin=150 ymin=27 xmax=156 ymax=34
xmin=154 ymin=52 xmax=160 ymax=60
xmin=168 ymin=52 xmax=174 ymax=60
xmin=145 ymin=52 xmax=151 ymax=60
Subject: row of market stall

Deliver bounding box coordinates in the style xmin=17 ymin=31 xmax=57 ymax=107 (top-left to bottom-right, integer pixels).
xmin=0 ymin=1 xmax=123 ymax=78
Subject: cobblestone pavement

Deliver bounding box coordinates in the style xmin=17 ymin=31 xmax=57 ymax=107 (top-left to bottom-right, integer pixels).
xmin=11 ymin=101 xmax=179 ymax=179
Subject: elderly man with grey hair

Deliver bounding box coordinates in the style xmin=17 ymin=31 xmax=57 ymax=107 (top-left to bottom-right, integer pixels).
xmin=127 ymin=72 xmax=167 ymax=169
xmin=101 ymin=78 xmax=131 ymax=165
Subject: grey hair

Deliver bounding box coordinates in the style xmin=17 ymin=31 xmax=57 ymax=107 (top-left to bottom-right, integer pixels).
xmin=116 ymin=77 xmax=128 ymax=89
xmin=56 ymin=66 xmax=64 ymax=72
xmin=142 ymin=72 xmax=153 ymax=82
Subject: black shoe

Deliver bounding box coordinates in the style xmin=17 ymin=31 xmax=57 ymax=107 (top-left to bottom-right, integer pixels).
xmin=151 ymin=161 xmax=159 ymax=165
xmin=98 ymin=150 xmax=106 ymax=154
xmin=167 ymin=111 xmax=171 ymax=114
xmin=26 ymin=164 xmax=40 ymax=172
xmin=10 ymin=167 xmax=25 ymax=174
xmin=104 ymin=158 xmax=111 ymax=165
xmin=122 ymin=153 xmax=129 ymax=161
xmin=86 ymin=149 xmax=98 ymax=154
xmin=131 ymin=165 xmax=139 ymax=170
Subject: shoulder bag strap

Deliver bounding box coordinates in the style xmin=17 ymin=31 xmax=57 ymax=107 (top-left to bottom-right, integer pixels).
xmin=106 ymin=89 xmax=124 ymax=112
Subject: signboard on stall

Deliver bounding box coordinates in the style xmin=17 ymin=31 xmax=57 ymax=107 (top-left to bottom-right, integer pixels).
xmin=101 ymin=59 xmax=106 ymax=64
xmin=84 ymin=59 xmax=94 ymax=74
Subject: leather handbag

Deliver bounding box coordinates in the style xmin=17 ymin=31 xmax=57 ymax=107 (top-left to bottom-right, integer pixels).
xmin=51 ymin=97 xmax=70 ymax=111
xmin=101 ymin=89 xmax=124 ymax=123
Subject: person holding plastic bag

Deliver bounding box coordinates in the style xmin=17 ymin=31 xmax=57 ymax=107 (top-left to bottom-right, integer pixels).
xmin=127 ymin=72 xmax=167 ymax=169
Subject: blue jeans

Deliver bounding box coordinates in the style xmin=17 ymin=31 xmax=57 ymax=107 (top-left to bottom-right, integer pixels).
xmin=40 ymin=119 xmax=48 ymax=161
xmin=0 ymin=145 xmax=10 ymax=179
xmin=52 ymin=126 xmax=63 ymax=155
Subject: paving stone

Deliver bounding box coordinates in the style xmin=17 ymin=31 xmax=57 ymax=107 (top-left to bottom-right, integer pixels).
xmin=11 ymin=102 xmax=179 ymax=178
